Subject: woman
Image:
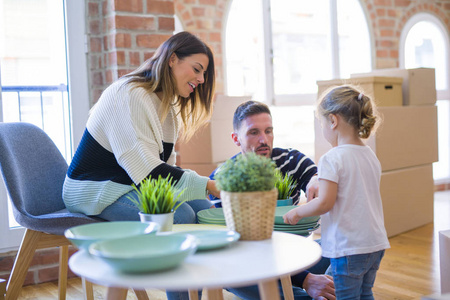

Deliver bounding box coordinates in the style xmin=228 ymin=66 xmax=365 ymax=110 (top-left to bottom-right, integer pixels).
xmin=63 ymin=31 xmax=219 ymax=223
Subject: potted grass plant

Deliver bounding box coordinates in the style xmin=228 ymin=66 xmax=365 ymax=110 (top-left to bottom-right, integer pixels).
xmin=274 ymin=169 xmax=297 ymax=206
xmin=130 ymin=174 xmax=186 ymax=232
xmin=215 ymin=152 xmax=277 ymax=240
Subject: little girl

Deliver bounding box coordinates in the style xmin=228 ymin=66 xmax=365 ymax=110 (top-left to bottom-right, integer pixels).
xmin=284 ymin=85 xmax=390 ymax=299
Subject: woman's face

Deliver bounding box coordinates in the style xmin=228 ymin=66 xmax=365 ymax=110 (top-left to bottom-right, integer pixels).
xmin=169 ymin=53 xmax=209 ymax=98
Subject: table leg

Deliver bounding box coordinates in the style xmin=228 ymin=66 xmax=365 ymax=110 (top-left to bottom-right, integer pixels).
xmin=258 ymin=279 xmax=281 ymax=300
xmin=280 ymin=275 xmax=294 ymax=300
xmin=106 ymin=287 xmax=128 ymax=300
xmin=205 ymin=288 xmax=224 ymax=300
xmin=188 ymin=290 xmax=199 ymax=300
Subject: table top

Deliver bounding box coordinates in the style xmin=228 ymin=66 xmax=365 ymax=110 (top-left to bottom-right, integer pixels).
xmin=69 ymin=231 xmax=322 ymax=291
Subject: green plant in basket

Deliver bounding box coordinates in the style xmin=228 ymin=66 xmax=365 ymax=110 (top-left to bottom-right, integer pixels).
xmin=129 ymin=174 xmax=187 ymax=214
xmin=274 ymin=169 xmax=298 ymax=200
xmin=215 ymin=152 xmax=277 ymax=192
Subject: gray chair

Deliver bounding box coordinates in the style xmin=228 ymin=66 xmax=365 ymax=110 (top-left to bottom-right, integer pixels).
xmin=0 ymin=122 xmax=103 ymax=300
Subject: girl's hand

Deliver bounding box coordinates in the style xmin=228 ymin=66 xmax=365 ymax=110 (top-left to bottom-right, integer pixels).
xmin=283 ymin=208 xmax=301 ymax=225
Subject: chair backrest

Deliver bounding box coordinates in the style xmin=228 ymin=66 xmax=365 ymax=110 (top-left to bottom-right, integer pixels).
xmin=0 ymin=122 xmax=68 ymax=217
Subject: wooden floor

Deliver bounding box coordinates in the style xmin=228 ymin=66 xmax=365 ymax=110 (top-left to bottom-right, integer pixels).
xmin=13 ymin=190 xmax=450 ymax=299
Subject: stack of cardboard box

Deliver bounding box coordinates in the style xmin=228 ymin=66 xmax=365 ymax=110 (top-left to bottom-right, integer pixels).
xmin=177 ymin=95 xmax=250 ymax=177
xmin=315 ymin=68 xmax=438 ymax=237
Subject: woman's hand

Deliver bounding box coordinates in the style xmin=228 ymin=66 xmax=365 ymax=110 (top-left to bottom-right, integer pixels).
xmin=206 ymin=180 xmax=220 ymax=198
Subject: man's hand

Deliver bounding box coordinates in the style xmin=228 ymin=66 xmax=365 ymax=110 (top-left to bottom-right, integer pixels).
xmin=306 ymin=175 xmax=319 ymax=202
xmin=303 ymin=273 xmax=335 ymax=300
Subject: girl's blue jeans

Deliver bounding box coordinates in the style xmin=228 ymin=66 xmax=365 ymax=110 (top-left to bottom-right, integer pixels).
xmin=330 ymin=250 xmax=385 ymax=300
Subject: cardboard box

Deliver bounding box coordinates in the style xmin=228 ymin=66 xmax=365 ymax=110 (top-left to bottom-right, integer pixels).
xmin=351 ymin=68 xmax=436 ymax=106
xmin=177 ymin=95 xmax=250 ymax=164
xmin=380 ymin=164 xmax=434 ymax=237
xmin=317 ymin=76 xmax=403 ymax=107
xmin=314 ymin=106 xmax=438 ymax=171
xmin=440 ymin=230 xmax=450 ymax=293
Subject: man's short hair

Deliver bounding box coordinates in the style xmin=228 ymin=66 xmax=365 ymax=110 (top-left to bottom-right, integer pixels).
xmin=233 ymin=101 xmax=271 ymax=131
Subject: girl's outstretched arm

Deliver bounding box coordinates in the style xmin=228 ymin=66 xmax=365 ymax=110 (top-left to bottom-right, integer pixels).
xmin=283 ymin=179 xmax=337 ymax=225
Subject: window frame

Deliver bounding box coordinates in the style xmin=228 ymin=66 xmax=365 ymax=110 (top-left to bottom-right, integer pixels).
xmin=0 ymin=0 xmax=89 ymax=252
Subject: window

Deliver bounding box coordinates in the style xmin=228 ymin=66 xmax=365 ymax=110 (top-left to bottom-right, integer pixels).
xmin=400 ymin=13 xmax=450 ymax=182
xmin=225 ymin=0 xmax=371 ymax=159
xmin=0 ymin=0 xmax=89 ymax=251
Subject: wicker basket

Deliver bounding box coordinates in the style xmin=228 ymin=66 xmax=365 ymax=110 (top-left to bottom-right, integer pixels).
xmin=220 ymin=188 xmax=278 ymax=241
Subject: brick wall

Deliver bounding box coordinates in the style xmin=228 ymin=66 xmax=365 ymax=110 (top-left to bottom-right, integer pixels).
xmin=1 ymin=0 xmax=449 ymax=288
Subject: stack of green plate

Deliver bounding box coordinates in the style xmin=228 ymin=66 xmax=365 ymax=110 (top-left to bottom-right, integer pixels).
xmin=197 ymin=206 xmax=320 ymax=237
xmin=197 ymin=208 xmax=226 ymax=225
xmin=273 ymin=206 xmax=320 ymax=237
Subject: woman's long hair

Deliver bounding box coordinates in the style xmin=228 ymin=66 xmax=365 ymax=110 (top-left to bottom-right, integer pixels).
xmin=124 ymin=31 xmax=215 ymax=141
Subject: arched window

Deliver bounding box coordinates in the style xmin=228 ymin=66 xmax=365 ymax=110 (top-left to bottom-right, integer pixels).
xmin=400 ymin=13 xmax=450 ymax=182
xmin=225 ymin=0 xmax=371 ymax=159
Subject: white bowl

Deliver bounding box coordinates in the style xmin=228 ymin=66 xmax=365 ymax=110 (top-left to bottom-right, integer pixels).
xmin=64 ymin=221 xmax=160 ymax=251
xmin=88 ymin=234 xmax=198 ymax=273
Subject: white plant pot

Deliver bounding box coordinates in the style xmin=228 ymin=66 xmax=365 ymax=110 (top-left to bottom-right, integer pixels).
xmin=139 ymin=211 xmax=174 ymax=232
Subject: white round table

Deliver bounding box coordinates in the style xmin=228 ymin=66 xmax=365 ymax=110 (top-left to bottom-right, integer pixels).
xmin=69 ymin=231 xmax=322 ymax=300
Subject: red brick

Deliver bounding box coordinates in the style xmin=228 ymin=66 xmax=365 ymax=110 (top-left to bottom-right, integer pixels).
xmin=92 ymin=71 xmax=104 ymax=86
xmin=376 ymin=49 xmax=389 ymax=58
xmin=114 ymin=0 xmax=143 ymax=13
xmin=89 ymin=19 xmax=101 ymax=35
xmin=159 ymin=17 xmax=175 ymax=31
xmin=117 ymin=51 xmax=126 ymax=65
xmin=147 ymin=1 xmax=174 ymax=15
xmin=90 ymin=37 xmax=103 ymax=52
xmin=88 ymin=2 xmax=100 ymax=16
xmin=23 ymin=271 xmax=35 ymax=286
xmin=144 ymin=51 xmax=155 ymax=61
xmin=0 ymin=256 xmax=14 ymax=272
xmin=379 ymin=18 xmax=395 ymax=27
xmin=193 ymin=7 xmax=205 ymax=17
xmin=115 ymin=15 xmax=156 ymax=31
xmin=199 ymin=0 xmax=216 ymax=5
xmin=136 ymin=34 xmax=171 ymax=48
xmin=394 ymin=0 xmax=411 ymax=7
xmin=380 ymin=29 xmax=394 ymax=37
xmin=116 ymin=33 xmax=132 ymax=48
xmin=129 ymin=51 xmax=141 ymax=66
xmin=374 ymin=0 xmax=390 ymax=5
xmin=37 ymin=266 xmax=59 ymax=283
xmin=390 ymin=49 xmax=398 ymax=58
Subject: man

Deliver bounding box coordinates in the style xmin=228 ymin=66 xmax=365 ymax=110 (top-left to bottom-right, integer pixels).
xmin=209 ymin=100 xmax=335 ymax=300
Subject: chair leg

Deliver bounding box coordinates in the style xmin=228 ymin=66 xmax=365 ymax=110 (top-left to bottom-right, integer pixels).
xmin=82 ymin=278 xmax=94 ymax=300
xmin=58 ymin=245 xmax=69 ymax=300
xmin=6 ymin=229 xmax=41 ymax=300
xmin=0 ymin=279 xmax=6 ymax=300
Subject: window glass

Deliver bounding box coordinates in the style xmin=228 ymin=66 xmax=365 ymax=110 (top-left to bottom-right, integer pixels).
xmin=225 ymin=0 xmax=265 ymax=100
xmin=270 ymin=0 xmax=331 ymax=95
xmin=337 ymin=0 xmax=371 ymax=78
xmin=404 ymin=20 xmax=450 ymax=180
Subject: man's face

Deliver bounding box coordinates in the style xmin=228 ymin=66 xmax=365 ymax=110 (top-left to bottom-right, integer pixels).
xmin=232 ymin=113 xmax=274 ymax=158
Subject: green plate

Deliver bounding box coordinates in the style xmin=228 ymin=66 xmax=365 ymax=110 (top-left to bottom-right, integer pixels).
xmin=64 ymin=221 xmax=160 ymax=251
xmin=89 ymin=234 xmax=197 ymax=273
xmin=274 ymin=206 xmax=320 ymax=225
xmin=197 ymin=208 xmax=225 ymax=222
xmin=172 ymin=230 xmax=240 ymax=251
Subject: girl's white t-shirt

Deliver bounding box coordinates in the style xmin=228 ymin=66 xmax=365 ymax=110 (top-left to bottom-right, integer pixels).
xmin=318 ymin=144 xmax=390 ymax=258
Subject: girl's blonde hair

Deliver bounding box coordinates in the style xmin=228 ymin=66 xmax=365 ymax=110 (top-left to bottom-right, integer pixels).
xmin=317 ymin=85 xmax=379 ymax=139
xmin=123 ymin=31 xmax=215 ymax=142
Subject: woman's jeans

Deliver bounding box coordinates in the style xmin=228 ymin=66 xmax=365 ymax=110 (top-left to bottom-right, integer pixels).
xmin=96 ymin=189 xmax=213 ymax=224
xmin=330 ymin=250 xmax=385 ymax=300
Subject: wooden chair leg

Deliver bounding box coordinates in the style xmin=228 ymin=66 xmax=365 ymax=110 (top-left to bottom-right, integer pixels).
xmin=58 ymin=245 xmax=69 ymax=300
xmin=82 ymin=278 xmax=94 ymax=300
xmin=133 ymin=289 xmax=149 ymax=300
xmin=0 ymin=279 xmax=6 ymax=300
xmin=280 ymin=275 xmax=294 ymax=300
xmin=204 ymin=288 xmax=223 ymax=300
xmin=6 ymin=229 xmax=40 ymax=300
